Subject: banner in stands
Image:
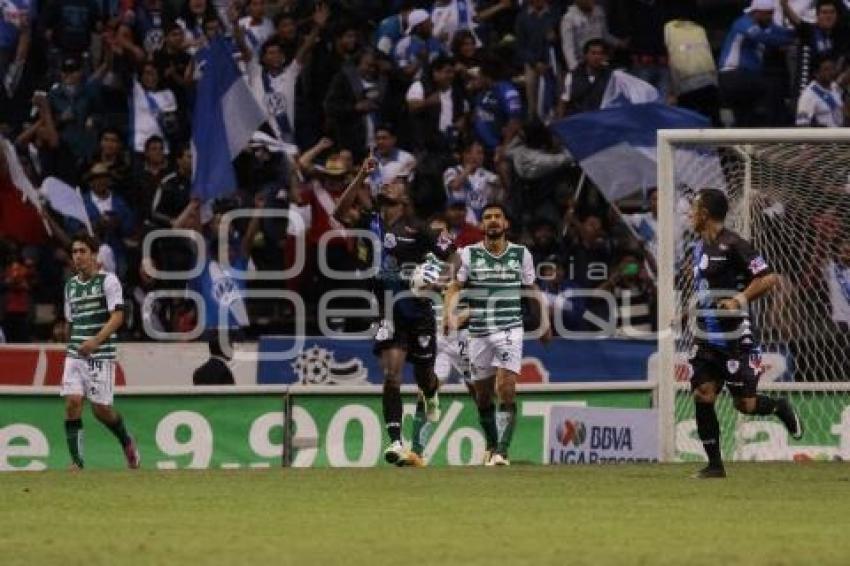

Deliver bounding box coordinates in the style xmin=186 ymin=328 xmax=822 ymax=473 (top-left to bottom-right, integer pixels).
xmin=547 ymin=406 xmax=659 ymax=464
xmin=0 ymin=391 xmax=651 ymax=470
xmin=257 ymin=337 xmax=655 ymax=385
xmin=0 ymin=344 xmax=258 ymax=387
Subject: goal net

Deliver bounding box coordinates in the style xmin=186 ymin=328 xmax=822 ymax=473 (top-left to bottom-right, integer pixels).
xmin=657 ymin=130 xmax=850 ymax=463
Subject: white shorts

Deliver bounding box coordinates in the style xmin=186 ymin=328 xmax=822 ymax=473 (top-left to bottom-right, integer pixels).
xmin=469 ymin=326 xmax=524 ymax=381
xmin=61 ymin=357 xmax=116 ymax=406
xmin=435 ymin=328 xmax=470 ymax=383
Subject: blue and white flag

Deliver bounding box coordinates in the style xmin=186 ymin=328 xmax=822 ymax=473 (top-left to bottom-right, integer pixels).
xmin=41 ymin=177 xmax=92 ymax=235
xmin=550 ymin=103 xmax=713 ymax=202
xmin=600 ymin=70 xmax=660 ymax=109
xmin=192 ymin=37 xmax=266 ymax=201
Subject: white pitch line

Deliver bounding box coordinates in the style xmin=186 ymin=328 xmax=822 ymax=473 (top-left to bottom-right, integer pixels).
xmin=220 ymin=463 xmax=242 ymax=469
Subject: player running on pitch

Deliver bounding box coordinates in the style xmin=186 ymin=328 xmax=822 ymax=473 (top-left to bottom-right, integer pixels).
xmin=335 ymin=156 xmax=454 ymax=467
xmin=443 ymin=203 xmax=551 ymax=465
xmin=62 ymin=233 xmax=139 ymax=470
xmin=687 ymin=189 xmax=802 ymax=478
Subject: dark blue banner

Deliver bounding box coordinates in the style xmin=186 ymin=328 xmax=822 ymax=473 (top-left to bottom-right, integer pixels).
xmin=257 ymin=337 xmax=655 ymax=385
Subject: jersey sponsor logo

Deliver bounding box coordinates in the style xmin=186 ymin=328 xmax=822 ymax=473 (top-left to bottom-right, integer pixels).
xmin=749 ymin=256 xmax=768 ymax=274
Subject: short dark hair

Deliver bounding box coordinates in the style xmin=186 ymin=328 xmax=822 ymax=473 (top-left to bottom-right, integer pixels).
xmin=481 ymin=202 xmax=509 ymax=218
xmin=260 ymin=38 xmax=283 ymax=59
xmin=144 ymin=135 xmax=165 ymax=150
xmin=71 ymin=232 xmax=100 ymax=254
xmin=583 ymin=38 xmax=608 ymax=54
xmin=697 ymin=188 xmax=728 ymax=221
xmin=817 ymin=0 xmax=839 ymax=13
xmin=100 ymin=127 xmax=123 ymax=141
xmin=375 ymin=123 xmax=396 ymax=137
xmin=430 ymin=55 xmax=454 ymax=72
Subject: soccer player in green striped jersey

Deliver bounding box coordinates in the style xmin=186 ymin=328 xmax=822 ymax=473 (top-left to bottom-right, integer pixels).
xmin=443 ymin=203 xmax=552 ymax=465
xmin=61 ymin=233 xmax=139 ymax=470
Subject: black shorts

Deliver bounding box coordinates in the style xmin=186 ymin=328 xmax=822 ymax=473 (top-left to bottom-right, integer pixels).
xmin=373 ymin=315 xmax=436 ymax=365
xmin=689 ymin=345 xmax=763 ymax=398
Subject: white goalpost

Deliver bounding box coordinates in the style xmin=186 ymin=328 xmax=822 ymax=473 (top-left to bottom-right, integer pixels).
xmin=657 ymin=128 xmax=850 ymax=463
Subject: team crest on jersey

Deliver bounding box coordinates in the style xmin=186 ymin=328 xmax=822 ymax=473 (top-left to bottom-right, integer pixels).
xmin=384 ymin=233 xmax=397 ymax=249
xmin=418 ymin=335 xmax=432 ymax=348
xmin=726 ymin=360 xmax=740 ymax=374
xmin=475 ymin=256 xmax=487 ymax=268
xmin=749 ymin=256 xmax=768 ymax=274
xmin=92 ymin=283 xmax=101 ymax=294
xmin=507 ymin=259 xmax=520 ymax=270
xmin=698 ymin=254 xmax=709 ymax=271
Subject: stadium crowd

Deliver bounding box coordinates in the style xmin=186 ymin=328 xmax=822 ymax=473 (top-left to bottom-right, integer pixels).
xmin=0 ymin=0 xmax=848 ymax=342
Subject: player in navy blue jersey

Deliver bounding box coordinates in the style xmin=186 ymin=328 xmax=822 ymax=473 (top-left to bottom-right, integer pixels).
xmin=687 ymin=189 xmax=803 ymax=478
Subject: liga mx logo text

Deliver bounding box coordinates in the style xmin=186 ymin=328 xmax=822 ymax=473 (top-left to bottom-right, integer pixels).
xmin=556 ymin=420 xmax=587 ymax=447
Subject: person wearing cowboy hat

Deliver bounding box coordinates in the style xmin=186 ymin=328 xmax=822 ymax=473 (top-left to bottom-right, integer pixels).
xmin=717 ymin=0 xmax=795 ymax=126
xmin=393 ymin=8 xmax=447 ymax=80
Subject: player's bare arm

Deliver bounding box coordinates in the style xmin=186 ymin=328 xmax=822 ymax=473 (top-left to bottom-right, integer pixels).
xmin=719 ymin=272 xmax=780 ymax=310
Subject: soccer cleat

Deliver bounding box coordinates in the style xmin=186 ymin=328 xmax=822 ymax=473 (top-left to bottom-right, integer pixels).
xmin=776 ymin=398 xmax=804 ymax=440
xmin=425 ymin=393 xmax=441 ymax=423
xmin=384 ymin=440 xmax=405 ymax=465
xmin=482 ymin=449 xmax=493 ymax=465
xmin=485 ymin=453 xmax=510 ymax=467
xmin=396 ymin=451 xmax=426 ymax=468
xmin=691 ymin=465 xmax=726 ymax=479
xmin=68 ymin=462 xmax=83 ymax=472
xmin=123 ymin=437 xmax=141 ymax=469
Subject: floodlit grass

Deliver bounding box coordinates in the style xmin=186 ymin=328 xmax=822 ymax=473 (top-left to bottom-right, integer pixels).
xmin=1 ymin=463 xmax=848 ymax=565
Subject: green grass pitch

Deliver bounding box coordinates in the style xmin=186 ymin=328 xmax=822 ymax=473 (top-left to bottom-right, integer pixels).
xmin=2 ymin=463 xmax=848 ymax=566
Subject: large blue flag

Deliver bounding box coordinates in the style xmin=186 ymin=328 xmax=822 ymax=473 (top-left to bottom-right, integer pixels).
xmin=550 ymin=103 xmax=714 ymax=202
xmin=192 ymin=37 xmax=266 ymax=201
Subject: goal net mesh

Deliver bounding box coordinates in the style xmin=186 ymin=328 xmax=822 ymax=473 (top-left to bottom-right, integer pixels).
xmin=667 ymin=140 xmax=850 ymax=462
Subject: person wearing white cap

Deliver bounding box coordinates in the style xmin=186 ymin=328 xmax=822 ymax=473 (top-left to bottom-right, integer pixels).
xmin=393 ymin=8 xmax=447 ymax=80
xmin=717 ymin=0 xmax=795 ymax=126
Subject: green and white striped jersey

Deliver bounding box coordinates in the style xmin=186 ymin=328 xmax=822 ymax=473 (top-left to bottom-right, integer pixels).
xmin=64 ymin=271 xmax=123 ymax=360
xmin=456 ymin=242 xmax=535 ymax=337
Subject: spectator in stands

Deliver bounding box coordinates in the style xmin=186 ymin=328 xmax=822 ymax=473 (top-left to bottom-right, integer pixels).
xmin=128 ymin=0 xmax=176 ymax=56
xmin=376 ymin=1 xmax=415 ymax=56
xmin=87 ymin=128 xmax=131 ymax=187
xmin=406 ymin=55 xmax=468 ymax=153
xmin=431 ymin=0 xmax=479 ymax=49
xmin=15 ymin=91 xmax=78 ymax=185
xmin=368 ymin=124 xmax=417 ymax=197
xmin=528 ymin=217 xmax=565 ymax=267
xmin=781 ymin=0 xmax=849 ymax=92
xmin=538 ymin=254 xmax=585 ymax=333
xmin=796 ymin=57 xmax=847 ymax=127
xmin=44 ymin=0 xmax=102 ymax=59
xmin=504 ymin=119 xmax=573 ymax=227
xmin=444 ymin=140 xmax=500 ymax=224
xmin=48 ymin=55 xmax=108 ymax=164
xmin=151 ymin=145 xmax=192 ymax=229
xmin=131 ymin=62 xmax=181 ymax=155
xmin=558 ymin=38 xmax=612 ymax=117
xmin=563 ymin=213 xmax=613 ymax=289
xmin=324 ymin=49 xmax=388 ymax=160
xmin=471 ymin=56 xmax=522 ymax=155
xmin=68 ymin=163 xmax=134 ymax=278
xmin=560 ymin=0 xmax=623 ymax=72
xmin=1 ymin=243 xmax=36 ymax=342
xmin=154 ymin=22 xmax=194 ymax=107
xmin=598 ymin=249 xmax=657 ymax=337
xmin=394 ymin=9 xmax=446 ymax=81
xmin=0 ymin=0 xmax=33 ymax=104
xmin=717 ymin=0 xmax=796 ymax=126
xmin=664 ymin=15 xmax=720 ymax=125
xmin=622 ymin=187 xmax=658 ymax=259
xmin=177 ymin=0 xmax=215 ymax=55
xmin=621 ymin=0 xmax=672 ymax=97
xmin=129 ymin=135 xmax=172 ymax=223
xmin=239 ymin=0 xmax=275 ymax=59
xmin=444 ymin=197 xmax=484 ymax=248
xmin=515 ymin=0 xmax=559 ymax=120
